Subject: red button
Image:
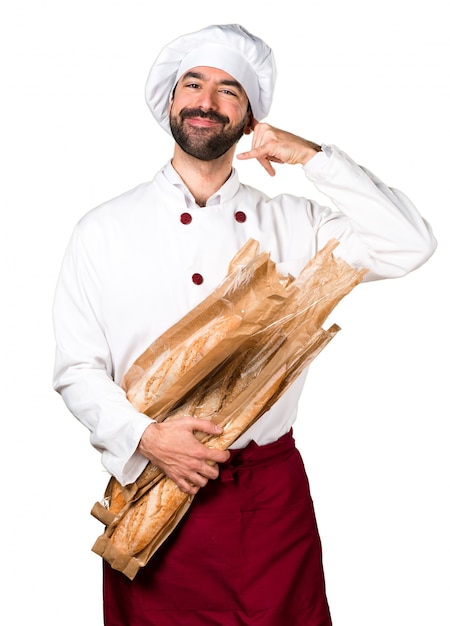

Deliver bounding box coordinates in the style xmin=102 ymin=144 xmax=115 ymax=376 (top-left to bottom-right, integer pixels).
xmin=234 ymin=211 xmax=247 ymax=223
xmin=180 ymin=212 xmax=192 ymax=225
xmin=192 ymin=273 xmax=204 ymax=285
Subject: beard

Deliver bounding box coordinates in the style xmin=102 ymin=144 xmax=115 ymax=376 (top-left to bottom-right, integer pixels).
xmin=170 ymin=107 xmax=247 ymax=161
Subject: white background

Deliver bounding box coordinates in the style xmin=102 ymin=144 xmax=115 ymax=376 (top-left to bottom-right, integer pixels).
xmin=1 ymin=1 xmax=449 ymax=624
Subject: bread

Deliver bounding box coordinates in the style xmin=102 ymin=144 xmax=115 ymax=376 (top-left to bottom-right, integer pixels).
xmin=126 ymin=313 xmax=242 ymax=414
xmin=108 ymin=479 xmax=127 ymax=516
xmin=91 ymin=238 xmax=368 ymax=578
xmin=110 ymin=477 xmax=189 ymax=556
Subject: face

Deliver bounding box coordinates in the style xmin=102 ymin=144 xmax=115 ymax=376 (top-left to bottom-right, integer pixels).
xmin=169 ymin=66 xmax=252 ymax=161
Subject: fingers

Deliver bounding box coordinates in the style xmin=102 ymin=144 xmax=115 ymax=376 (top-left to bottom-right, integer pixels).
xmin=236 ymin=121 xmax=281 ymax=176
xmin=184 ymin=433 xmax=230 ymax=474
xmin=206 ymin=446 xmax=231 ymax=464
xmin=142 ymin=416 xmax=231 ymax=495
xmin=188 ymin=416 xmax=225 ymax=437
xmin=237 ymin=148 xmax=279 ymax=176
xmin=237 ymin=121 xmax=320 ymax=170
xmin=174 ymin=457 xmax=224 ymax=495
xmin=177 ymin=479 xmax=201 ymax=496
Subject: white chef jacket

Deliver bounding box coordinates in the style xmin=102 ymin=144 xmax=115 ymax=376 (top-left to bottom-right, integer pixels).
xmin=52 ymin=144 xmax=436 ymax=485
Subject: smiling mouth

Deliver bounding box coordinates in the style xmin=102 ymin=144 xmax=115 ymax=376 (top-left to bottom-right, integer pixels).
xmin=186 ymin=117 xmax=222 ymax=128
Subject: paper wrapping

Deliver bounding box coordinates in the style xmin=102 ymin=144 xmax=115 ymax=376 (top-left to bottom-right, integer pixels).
xmin=91 ymin=238 xmax=367 ymax=579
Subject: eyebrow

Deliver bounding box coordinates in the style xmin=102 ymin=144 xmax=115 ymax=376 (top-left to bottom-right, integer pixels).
xmin=181 ymin=71 xmax=245 ymax=94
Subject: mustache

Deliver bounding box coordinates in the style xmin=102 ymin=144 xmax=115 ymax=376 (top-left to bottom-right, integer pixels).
xmin=180 ymin=108 xmax=230 ymax=125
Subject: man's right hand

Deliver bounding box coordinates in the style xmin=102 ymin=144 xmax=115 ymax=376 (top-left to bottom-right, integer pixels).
xmin=137 ymin=416 xmax=230 ymax=495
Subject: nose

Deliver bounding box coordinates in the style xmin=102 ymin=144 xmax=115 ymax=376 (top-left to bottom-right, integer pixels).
xmin=194 ymin=87 xmax=217 ymax=111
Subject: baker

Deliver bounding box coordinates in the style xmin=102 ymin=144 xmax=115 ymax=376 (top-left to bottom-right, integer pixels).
xmin=53 ymin=23 xmax=437 ymax=626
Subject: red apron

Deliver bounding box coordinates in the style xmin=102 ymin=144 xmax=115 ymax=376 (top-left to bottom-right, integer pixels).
xmin=103 ymin=430 xmax=332 ymax=625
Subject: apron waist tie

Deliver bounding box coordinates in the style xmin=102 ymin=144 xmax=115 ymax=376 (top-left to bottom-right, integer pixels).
xmin=219 ymin=429 xmax=295 ymax=482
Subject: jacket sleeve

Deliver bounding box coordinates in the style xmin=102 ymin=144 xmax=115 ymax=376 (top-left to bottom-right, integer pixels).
xmin=303 ymin=145 xmax=437 ymax=281
xmin=52 ymin=224 xmax=152 ymax=486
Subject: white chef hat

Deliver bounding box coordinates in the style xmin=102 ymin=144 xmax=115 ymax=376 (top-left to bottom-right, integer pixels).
xmin=145 ymin=24 xmax=276 ymax=134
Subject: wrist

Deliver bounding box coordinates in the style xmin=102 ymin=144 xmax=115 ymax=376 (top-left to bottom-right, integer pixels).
xmin=300 ymin=142 xmax=322 ymax=165
xmin=137 ymin=421 xmax=157 ymax=455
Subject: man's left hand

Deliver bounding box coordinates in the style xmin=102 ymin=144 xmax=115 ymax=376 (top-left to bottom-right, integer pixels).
xmin=236 ymin=119 xmax=321 ymax=176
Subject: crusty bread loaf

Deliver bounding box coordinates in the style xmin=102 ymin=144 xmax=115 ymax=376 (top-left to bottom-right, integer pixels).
xmin=108 ymin=480 xmax=127 ymax=516
xmin=126 ymin=314 xmax=242 ymax=413
xmin=110 ymin=477 xmax=189 ymax=556
xmin=92 ymin=238 xmax=368 ymax=578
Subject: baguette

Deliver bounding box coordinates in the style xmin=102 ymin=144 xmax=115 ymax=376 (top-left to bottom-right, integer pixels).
xmin=110 ymin=477 xmax=189 ymax=556
xmin=92 ymin=238 xmax=368 ymax=578
xmin=127 ymin=313 xmax=242 ymax=413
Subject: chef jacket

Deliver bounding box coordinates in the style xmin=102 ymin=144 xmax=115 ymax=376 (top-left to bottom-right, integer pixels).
xmin=52 ymin=145 xmax=436 ymax=485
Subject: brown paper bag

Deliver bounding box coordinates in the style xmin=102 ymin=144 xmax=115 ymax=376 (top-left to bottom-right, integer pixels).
xmin=91 ymin=238 xmax=367 ymax=579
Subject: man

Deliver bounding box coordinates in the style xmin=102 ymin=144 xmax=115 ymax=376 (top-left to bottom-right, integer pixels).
xmin=53 ymin=24 xmax=436 ymax=626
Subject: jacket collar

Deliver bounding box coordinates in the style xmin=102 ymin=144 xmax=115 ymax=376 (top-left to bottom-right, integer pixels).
xmin=161 ymin=161 xmax=241 ymax=208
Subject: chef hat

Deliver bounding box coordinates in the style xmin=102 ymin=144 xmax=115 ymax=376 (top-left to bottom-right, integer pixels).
xmin=145 ymin=24 xmax=276 ymax=134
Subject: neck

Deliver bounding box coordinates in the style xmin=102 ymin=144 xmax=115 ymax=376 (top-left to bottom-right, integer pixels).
xmin=171 ymin=145 xmax=236 ymax=207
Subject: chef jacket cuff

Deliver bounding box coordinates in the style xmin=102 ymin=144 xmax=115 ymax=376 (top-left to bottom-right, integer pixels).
xmin=302 ymin=143 xmax=332 ymax=174
xmin=110 ymin=415 xmax=156 ymax=486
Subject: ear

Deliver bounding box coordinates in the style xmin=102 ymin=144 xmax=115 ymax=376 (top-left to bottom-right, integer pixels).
xmin=243 ymin=111 xmax=254 ymax=135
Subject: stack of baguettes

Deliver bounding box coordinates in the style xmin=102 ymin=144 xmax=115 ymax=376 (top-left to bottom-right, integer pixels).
xmin=91 ymin=238 xmax=367 ymax=580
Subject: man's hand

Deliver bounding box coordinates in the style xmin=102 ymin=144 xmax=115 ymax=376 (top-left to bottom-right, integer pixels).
xmin=137 ymin=416 xmax=230 ymax=495
xmin=237 ymin=119 xmax=321 ymax=176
